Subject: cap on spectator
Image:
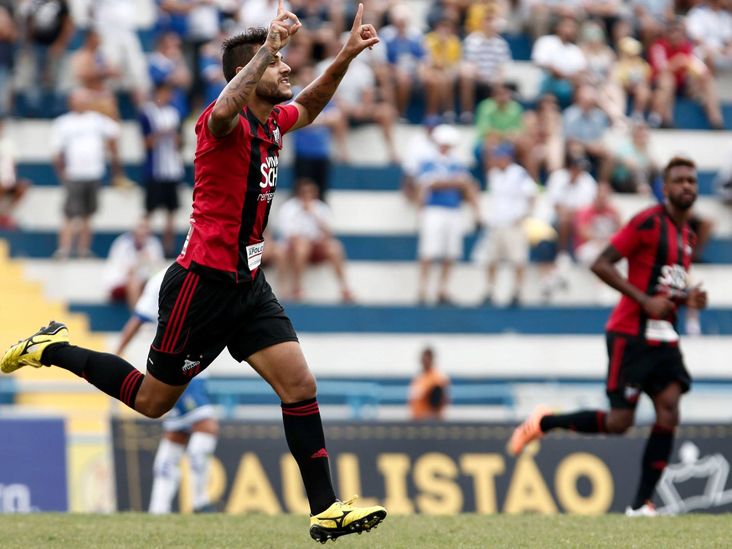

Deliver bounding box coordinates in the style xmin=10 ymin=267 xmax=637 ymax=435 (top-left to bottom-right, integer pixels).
xmin=493 ymin=142 xmax=514 ymax=158
xmin=432 ymin=124 xmax=460 ymax=147
xmin=619 ymin=37 xmax=642 ymax=56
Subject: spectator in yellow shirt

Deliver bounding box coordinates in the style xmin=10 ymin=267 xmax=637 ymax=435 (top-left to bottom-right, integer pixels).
xmin=424 ymin=15 xmax=462 ymax=122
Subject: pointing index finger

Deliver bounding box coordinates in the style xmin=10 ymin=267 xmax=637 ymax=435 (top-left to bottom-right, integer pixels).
xmin=352 ymin=2 xmax=364 ymax=30
xmin=277 ymin=0 xmax=284 ymax=16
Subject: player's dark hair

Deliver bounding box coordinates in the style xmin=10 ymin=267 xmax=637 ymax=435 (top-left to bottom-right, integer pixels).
xmin=222 ymin=28 xmax=269 ymax=83
xmin=663 ymin=156 xmax=696 ymax=182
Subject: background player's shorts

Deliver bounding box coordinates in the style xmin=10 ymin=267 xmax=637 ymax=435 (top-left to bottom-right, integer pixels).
xmin=146 ymin=262 xmax=298 ymax=386
xmin=145 ymin=180 xmax=180 ymax=213
xmin=162 ymin=377 xmax=217 ymax=432
xmin=64 ymin=179 xmax=100 ymax=218
xmin=605 ymin=332 xmax=691 ymax=409
xmin=418 ymin=206 xmax=463 ymax=261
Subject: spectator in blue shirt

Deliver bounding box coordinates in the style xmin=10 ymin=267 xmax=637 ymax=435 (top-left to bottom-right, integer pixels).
xmin=148 ymin=32 xmax=192 ymax=119
xmin=563 ymin=84 xmax=611 ymax=182
xmin=381 ymin=4 xmax=429 ymax=117
xmin=416 ymin=125 xmax=482 ymax=305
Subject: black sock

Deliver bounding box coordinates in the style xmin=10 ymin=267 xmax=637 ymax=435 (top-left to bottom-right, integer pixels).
xmin=540 ymin=410 xmax=607 ymax=433
xmin=281 ymin=398 xmax=336 ymax=515
xmin=632 ymin=424 xmax=674 ymax=509
xmin=42 ymin=343 xmax=144 ymax=410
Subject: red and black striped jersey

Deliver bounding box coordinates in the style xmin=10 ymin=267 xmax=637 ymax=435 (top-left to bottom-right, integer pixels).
xmin=177 ymin=102 xmax=299 ymax=282
xmin=606 ymin=204 xmax=696 ymax=341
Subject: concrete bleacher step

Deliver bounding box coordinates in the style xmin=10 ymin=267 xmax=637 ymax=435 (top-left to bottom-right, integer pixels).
xmin=0 ymin=239 xmax=111 ymax=434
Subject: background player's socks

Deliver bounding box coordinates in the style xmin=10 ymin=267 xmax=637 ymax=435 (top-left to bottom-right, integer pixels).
xmin=188 ymin=432 xmax=218 ymax=511
xmin=632 ymin=424 xmax=674 ymax=509
xmin=42 ymin=343 xmax=144 ymax=409
xmin=281 ymin=398 xmax=337 ymax=515
xmin=149 ymin=438 xmax=185 ymax=514
xmin=540 ymin=410 xmax=607 ymax=433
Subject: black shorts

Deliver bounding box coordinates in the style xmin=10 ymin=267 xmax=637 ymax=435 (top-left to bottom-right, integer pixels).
xmin=145 ymin=180 xmax=180 ymax=213
xmin=605 ymin=332 xmax=691 ymax=410
xmin=146 ymin=262 xmax=298 ymax=385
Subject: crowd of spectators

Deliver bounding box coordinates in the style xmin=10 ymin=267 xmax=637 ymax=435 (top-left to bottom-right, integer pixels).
xmin=0 ymin=0 xmax=728 ymax=308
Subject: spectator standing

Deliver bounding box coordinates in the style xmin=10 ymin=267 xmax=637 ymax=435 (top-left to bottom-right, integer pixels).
xmin=459 ymin=9 xmax=511 ymax=123
xmin=0 ymin=121 xmax=31 ymax=229
xmin=416 ymin=124 xmax=482 ymax=305
xmin=70 ymin=29 xmax=121 ymax=119
xmin=103 ymin=219 xmax=164 ymax=308
xmin=292 ymin=65 xmax=349 ymax=199
xmin=401 ymin=119 xmax=439 ymax=204
xmin=531 ymin=16 xmax=587 ymax=106
xmin=649 ymin=19 xmax=724 ymax=129
xmin=20 ymin=0 xmax=74 ymax=115
xmin=140 ymin=82 xmax=185 ymax=257
xmin=277 ymin=179 xmax=354 ymax=302
xmin=50 ymin=88 xmax=122 ymax=259
xmin=149 ymin=32 xmax=193 ymax=119
xmin=477 ymin=143 xmax=537 ymax=307
xmin=408 ymin=347 xmax=450 ymax=421
xmin=522 ymin=93 xmax=565 ymax=181
xmin=92 ymin=0 xmax=150 ymax=105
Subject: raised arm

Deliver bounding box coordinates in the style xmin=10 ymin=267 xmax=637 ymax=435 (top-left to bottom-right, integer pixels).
xmin=290 ymin=3 xmax=379 ymax=131
xmin=208 ymin=2 xmax=301 ymax=137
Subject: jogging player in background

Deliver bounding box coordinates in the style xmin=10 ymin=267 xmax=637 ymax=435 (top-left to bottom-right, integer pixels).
xmin=508 ymin=156 xmax=708 ymax=516
xmin=1 ymin=2 xmax=386 ymax=541
xmin=116 ymin=269 xmax=219 ymax=515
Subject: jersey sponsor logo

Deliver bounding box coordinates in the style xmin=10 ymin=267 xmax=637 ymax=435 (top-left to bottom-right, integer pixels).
xmin=656 ymin=264 xmax=689 ymax=298
xmin=246 ymin=242 xmax=264 ymax=271
xmin=273 ymin=126 xmax=281 ymax=147
xmin=260 ymin=156 xmax=279 ymax=189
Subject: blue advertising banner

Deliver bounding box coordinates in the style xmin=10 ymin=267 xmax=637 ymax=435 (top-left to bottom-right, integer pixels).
xmin=111 ymin=420 xmax=732 ymax=515
xmin=0 ymin=419 xmax=68 ymax=512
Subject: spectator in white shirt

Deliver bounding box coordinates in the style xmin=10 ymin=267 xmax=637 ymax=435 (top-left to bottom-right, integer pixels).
xmin=476 ymin=143 xmax=537 ymax=307
xmin=546 ymin=153 xmax=598 ymax=274
xmin=277 ymin=178 xmax=354 ymax=302
xmin=50 ymin=88 xmax=122 ymax=259
xmin=686 ymin=0 xmax=732 ymax=73
xmin=532 ymin=16 xmax=587 ymax=106
xmin=103 ymin=219 xmax=165 ymax=308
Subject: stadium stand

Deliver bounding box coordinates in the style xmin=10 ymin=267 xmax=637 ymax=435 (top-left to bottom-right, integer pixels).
xmin=2 ymin=0 xmax=732 ymax=430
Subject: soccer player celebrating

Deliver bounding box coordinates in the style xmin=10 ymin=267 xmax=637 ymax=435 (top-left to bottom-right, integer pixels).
xmin=508 ymin=156 xmax=708 ymax=516
xmin=2 ymin=2 xmax=386 ymax=541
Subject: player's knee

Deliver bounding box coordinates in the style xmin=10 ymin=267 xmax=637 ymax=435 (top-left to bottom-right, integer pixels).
xmin=135 ymin=396 xmax=172 ymax=419
xmin=605 ymin=413 xmax=633 ymax=434
xmin=283 ymin=370 xmax=317 ymax=402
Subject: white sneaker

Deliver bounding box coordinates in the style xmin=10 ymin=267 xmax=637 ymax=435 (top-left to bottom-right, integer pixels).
xmin=625 ymin=503 xmax=657 ymax=517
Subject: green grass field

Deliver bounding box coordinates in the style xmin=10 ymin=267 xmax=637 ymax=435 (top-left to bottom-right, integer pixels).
xmin=1 ymin=514 xmax=730 ymax=548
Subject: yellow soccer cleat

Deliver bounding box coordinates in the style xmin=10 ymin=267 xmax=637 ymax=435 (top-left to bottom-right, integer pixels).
xmin=507 ymin=405 xmax=552 ymax=457
xmin=1 ymin=321 xmax=69 ymax=373
xmin=309 ymin=496 xmax=387 ymax=544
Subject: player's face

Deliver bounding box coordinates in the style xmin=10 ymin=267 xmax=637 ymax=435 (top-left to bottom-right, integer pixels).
xmin=256 ymin=53 xmax=293 ymax=104
xmin=664 ymin=165 xmax=698 ymax=210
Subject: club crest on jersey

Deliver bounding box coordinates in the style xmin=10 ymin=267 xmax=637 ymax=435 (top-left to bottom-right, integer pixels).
xmin=260 ymin=155 xmax=279 ymax=189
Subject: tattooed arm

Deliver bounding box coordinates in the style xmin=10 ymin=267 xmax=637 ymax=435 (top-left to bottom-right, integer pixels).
xmin=208 ymin=2 xmax=301 ymax=137
xmin=290 ymin=3 xmax=379 ymax=131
